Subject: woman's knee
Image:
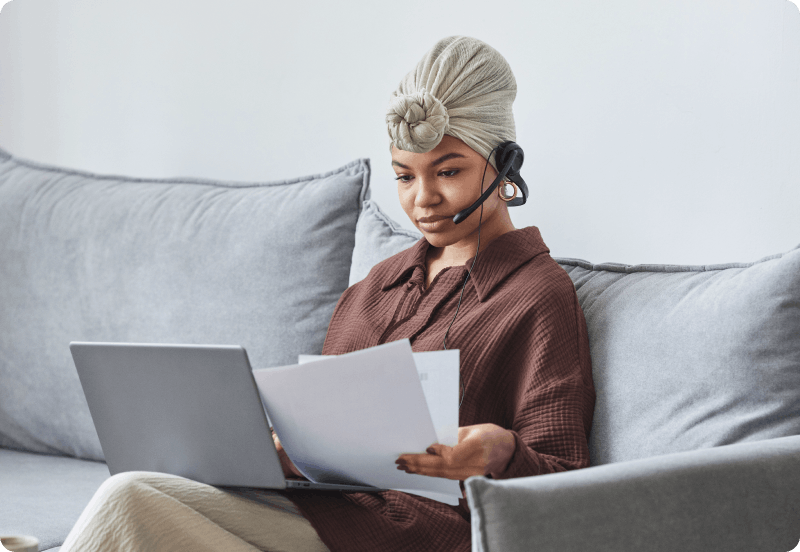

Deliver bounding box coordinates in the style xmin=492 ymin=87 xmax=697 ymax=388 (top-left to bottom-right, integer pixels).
xmin=95 ymin=471 xmax=178 ymax=502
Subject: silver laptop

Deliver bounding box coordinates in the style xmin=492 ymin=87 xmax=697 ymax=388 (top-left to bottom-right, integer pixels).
xmin=69 ymin=342 xmax=382 ymax=492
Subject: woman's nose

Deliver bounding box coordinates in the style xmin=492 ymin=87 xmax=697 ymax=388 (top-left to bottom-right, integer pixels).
xmin=414 ymin=176 xmax=440 ymax=205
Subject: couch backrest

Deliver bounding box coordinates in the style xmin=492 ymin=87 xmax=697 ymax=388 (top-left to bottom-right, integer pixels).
xmin=351 ymin=199 xmax=800 ymax=466
xmin=0 ymin=147 xmax=370 ymax=460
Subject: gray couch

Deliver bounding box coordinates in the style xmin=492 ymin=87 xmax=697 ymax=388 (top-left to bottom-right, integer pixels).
xmin=1 ymin=147 xmax=798 ymax=551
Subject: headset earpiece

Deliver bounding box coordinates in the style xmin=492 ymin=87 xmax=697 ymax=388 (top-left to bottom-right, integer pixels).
xmin=452 ymin=140 xmax=529 ymax=224
xmin=495 ymin=141 xmax=524 ymax=178
xmin=495 ymin=141 xmax=528 ymax=207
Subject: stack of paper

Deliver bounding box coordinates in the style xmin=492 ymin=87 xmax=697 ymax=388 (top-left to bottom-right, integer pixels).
xmin=252 ymin=339 xmax=462 ymax=505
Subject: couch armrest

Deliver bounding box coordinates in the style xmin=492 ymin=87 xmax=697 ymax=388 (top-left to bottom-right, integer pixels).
xmin=465 ymin=435 xmax=800 ymax=552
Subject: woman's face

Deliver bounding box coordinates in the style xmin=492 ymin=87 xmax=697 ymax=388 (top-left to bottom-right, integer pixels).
xmin=392 ymin=135 xmax=513 ymax=257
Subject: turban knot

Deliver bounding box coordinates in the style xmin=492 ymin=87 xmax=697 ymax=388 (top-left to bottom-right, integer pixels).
xmin=386 ymin=89 xmax=449 ymax=153
xmin=385 ymin=36 xmax=517 ymax=169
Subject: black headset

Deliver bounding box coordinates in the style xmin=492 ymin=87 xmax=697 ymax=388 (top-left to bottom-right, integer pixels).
xmin=442 ymin=140 xmax=527 ymax=409
xmin=452 ymin=141 xmax=528 ymax=225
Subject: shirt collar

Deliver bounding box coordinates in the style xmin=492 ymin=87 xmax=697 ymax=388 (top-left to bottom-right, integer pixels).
xmin=380 ymin=226 xmax=550 ymax=302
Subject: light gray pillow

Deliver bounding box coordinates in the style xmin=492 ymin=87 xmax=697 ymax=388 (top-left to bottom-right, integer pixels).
xmin=0 ymin=147 xmax=370 ymax=460
xmin=349 ymin=199 xmax=421 ymax=286
xmin=351 ymin=199 xmax=800 ymax=465
xmin=560 ymin=250 xmax=800 ymax=465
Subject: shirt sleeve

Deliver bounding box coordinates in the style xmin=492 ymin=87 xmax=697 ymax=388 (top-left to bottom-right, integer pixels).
xmin=488 ymin=287 xmax=594 ymax=480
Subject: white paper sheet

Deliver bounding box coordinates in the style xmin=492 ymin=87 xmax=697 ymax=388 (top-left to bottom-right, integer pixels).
xmin=299 ymin=349 xmax=459 ymax=446
xmin=254 ymin=339 xmax=462 ymax=505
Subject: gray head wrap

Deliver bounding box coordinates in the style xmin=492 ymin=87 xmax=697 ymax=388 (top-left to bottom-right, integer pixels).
xmin=386 ymin=36 xmax=517 ymax=172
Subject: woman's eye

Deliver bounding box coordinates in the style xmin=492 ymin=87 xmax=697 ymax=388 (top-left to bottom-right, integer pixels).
xmin=440 ymin=169 xmax=459 ymax=178
xmin=394 ymin=175 xmax=413 ymax=182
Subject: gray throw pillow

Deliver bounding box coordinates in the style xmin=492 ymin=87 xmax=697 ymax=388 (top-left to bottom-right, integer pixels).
xmin=560 ymin=251 xmax=800 ymax=465
xmin=0 ymin=147 xmax=370 ymax=460
xmin=349 ymin=199 xmax=421 ymax=286
xmin=351 ymin=199 xmax=800 ymax=465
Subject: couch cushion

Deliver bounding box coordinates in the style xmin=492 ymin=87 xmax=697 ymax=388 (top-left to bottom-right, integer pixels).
xmin=350 ymin=199 xmax=800 ymax=465
xmin=0 ymin=448 xmax=110 ymax=551
xmin=349 ymin=199 xmax=421 ymax=286
xmin=560 ymin=250 xmax=800 ymax=465
xmin=0 ymin=148 xmax=370 ymax=460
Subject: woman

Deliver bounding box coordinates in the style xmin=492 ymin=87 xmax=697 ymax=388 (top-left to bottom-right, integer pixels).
xmin=61 ymin=36 xmax=595 ymax=552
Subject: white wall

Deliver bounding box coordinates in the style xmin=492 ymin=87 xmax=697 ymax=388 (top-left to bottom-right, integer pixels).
xmin=1 ymin=0 xmax=798 ymax=265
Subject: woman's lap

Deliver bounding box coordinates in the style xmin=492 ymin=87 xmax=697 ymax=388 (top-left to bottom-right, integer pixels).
xmin=60 ymin=471 xmax=330 ymax=552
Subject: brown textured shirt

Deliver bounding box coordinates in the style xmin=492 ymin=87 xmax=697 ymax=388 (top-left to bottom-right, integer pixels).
xmin=283 ymin=226 xmax=595 ymax=552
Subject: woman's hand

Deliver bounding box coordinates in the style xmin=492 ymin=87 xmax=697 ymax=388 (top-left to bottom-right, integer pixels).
xmin=395 ymin=424 xmax=515 ymax=480
xmin=272 ymin=431 xmax=306 ymax=479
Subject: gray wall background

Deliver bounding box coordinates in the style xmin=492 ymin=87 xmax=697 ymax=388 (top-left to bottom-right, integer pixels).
xmin=1 ymin=0 xmax=798 ymax=265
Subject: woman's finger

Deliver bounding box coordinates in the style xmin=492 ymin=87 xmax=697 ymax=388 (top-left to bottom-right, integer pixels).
xmin=396 ymin=452 xmax=448 ymax=475
xmin=397 ymin=452 xmax=447 ymax=468
xmin=396 ymin=454 xmax=450 ymax=478
xmin=396 ymin=443 xmax=451 ymax=468
xmin=396 ymin=449 xmax=484 ymax=480
xmin=398 ymin=459 xmax=481 ymax=480
xmin=425 ymin=443 xmax=449 ymax=455
xmin=273 ymin=432 xmax=305 ymax=478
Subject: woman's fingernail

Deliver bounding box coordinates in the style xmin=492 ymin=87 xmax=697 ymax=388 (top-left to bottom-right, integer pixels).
xmin=426 ymin=447 xmax=435 ymax=454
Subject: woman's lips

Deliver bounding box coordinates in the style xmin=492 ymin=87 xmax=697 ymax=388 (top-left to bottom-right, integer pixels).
xmin=417 ymin=215 xmax=450 ymax=231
